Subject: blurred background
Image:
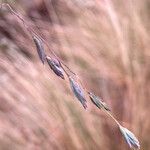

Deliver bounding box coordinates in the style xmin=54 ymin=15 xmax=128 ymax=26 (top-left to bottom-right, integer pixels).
xmin=0 ymin=0 xmax=150 ymax=149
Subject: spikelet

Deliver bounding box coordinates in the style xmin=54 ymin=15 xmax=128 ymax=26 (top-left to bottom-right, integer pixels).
xmin=88 ymin=92 xmax=110 ymax=111
xmin=119 ymin=125 xmax=140 ymax=149
xmin=46 ymin=56 xmax=65 ymax=79
xmin=33 ymin=36 xmax=45 ymax=64
xmin=69 ymin=76 xmax=87 ymax=109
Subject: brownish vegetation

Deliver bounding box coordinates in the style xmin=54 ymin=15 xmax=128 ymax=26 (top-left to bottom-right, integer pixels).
xmin=0 ymin=0 xmax=150 ymax=149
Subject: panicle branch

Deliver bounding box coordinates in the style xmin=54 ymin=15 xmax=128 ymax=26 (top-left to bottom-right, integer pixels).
xmin=0 ymin=3 xmax=140 ymax=149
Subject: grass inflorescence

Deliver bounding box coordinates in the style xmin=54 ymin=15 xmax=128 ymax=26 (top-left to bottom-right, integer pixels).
xmin=0 ymin=2 xmax=141 ymax=149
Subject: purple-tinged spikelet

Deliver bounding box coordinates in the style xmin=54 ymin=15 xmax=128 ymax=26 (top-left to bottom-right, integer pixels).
xmin=88 ymin=92 xmax=110 ymax=111
xmin=46 ymin=56 xmax=65 ymax=79
xmin=119 ymin=125 xmax=140 ymax=149
xmin=33 ymin=36 xmax=45 ymax=64
xmin=69 ymin=77 xmax=87 ymax=109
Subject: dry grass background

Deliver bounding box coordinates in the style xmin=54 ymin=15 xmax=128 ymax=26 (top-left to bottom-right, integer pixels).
xmin=0 ymin=0 xmax=150 ymax=149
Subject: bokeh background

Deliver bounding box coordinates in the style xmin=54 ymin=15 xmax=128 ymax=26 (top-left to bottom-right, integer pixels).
xmin=0 ymin=0 xmax=150 ymax=149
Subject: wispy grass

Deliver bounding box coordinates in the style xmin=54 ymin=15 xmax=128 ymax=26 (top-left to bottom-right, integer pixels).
xmin=0 ymin=0 xmax=149 ymax=149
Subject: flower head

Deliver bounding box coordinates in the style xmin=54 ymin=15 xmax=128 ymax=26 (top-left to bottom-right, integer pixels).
xmin=33 ymin=36 xmax=45 ymax=64
xmin=88 ymin=92 xmax=110 ymax=111
xmin=69 ymin=77 xmax=87 ymax=109
xmin=119 ymin=125 xmax=140 ymax=149
xmin=46 ymin=56 xmax=65 ymax=79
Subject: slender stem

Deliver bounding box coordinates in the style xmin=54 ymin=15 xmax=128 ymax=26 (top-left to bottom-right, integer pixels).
xmin=102 ymin=108 xmax=120 ymax=126
xmin=60 ymin=63 xmax=69 ymax=77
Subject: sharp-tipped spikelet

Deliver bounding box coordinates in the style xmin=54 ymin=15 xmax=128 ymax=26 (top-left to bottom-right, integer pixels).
xmin=119 ymin=125 xmax=140 ymax=149
xmin=46 ymin=56 xmax=65 ymax=79
xmin=69 ymin=77 xmax=87 ymax=109
xmin=88 ymin=92 xmax=110 ymax=111
xmin=33 ymin=36 xmax=45 ymax=64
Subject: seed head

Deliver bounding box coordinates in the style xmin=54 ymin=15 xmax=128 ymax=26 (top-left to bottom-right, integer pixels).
xmin=88 ymin=92 xmax=110 ymax=111
xmin=46 ymin=56 xmax=65 ymax=79
xmin=33 ymin=36 xmax=45 ymax=64
xmin=119 ymin=125 xmax=140 ymax=149
xmin=69 ymin=77 xmax=87 ymax=109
